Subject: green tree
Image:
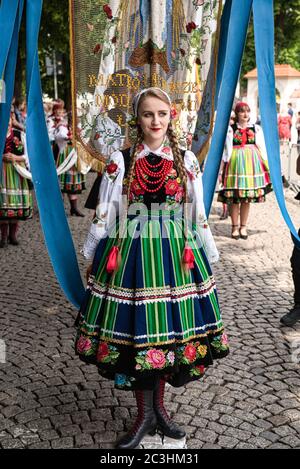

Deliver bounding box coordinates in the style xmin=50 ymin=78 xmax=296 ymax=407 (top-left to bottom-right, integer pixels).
xmin=241 ymin=0 xmax=300 ymax=93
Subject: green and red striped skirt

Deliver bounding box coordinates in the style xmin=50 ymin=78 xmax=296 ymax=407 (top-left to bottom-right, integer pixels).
xmin=0 ymin=160 xmax=32 ymax=220
xmin=75 ymin=210 xmax=229 ymax=390
xmin=218 ymin=144 xmax=272 ymax=204
xmin=57 ymin=146 xmax=86 ymax=194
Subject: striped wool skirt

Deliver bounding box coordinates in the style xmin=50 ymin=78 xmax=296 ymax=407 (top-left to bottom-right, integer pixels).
xmin=0 ymin=160 xmax=33 ymax=220
xmin=57 ymin=146 xmax=86 ymax=194
xmin=218 ymin=144 xmax=272 ymax=204
xmin=75 ymin=210 xmax=229 ymax=390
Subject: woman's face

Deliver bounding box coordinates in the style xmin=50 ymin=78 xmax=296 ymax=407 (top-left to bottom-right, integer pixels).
xmin=237 ymin=107 xmax=250 ymax=126
xmin=138 ymin=96 xmax=170 ymax=147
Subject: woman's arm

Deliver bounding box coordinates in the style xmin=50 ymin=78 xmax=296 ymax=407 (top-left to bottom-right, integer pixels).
xmin=82 ymin=150 xmax=125 ymax=260
xmin=184 ymin=151 xmax=219 ymax=263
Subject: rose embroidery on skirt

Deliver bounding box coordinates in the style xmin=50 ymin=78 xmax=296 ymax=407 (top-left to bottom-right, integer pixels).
xmin=135 ymin=348 xmax=175 ymax=371
xmin=211 ymin=333 xmax=229 ymax=352
xmin=177 ymin=341 xmax=208 ymax=365
xmin=97 ymin=342 xmax=120 ymax=365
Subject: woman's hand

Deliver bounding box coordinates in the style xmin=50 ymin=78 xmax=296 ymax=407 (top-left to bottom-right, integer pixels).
xmin=86 ymin=264 xmax=93 ymax=282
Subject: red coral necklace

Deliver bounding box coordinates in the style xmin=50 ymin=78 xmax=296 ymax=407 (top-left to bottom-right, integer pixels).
xmin=135 ymin=157 xmax=173 ymax=193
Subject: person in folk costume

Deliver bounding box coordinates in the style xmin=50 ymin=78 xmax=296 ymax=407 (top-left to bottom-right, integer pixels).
xmin=54 ymin=117 xmax=86 ymax=217
xmin=0 ymin=113 xmax=33 ymax=247
xmin=218 ymin=102 xmax=272 ymax=240
xmin=47 ymin=99 xmax=65 ymax=161
xmin=75 ymin=87 xmax=229 ymax=449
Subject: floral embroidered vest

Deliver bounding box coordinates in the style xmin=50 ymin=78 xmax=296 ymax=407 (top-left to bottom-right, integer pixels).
xmin=232 ymin=124 xmax=256 ymax=147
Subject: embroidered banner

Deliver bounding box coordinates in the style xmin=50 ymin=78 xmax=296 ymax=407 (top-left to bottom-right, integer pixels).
xmin=69 ymin=0 xmax=222 ymax=168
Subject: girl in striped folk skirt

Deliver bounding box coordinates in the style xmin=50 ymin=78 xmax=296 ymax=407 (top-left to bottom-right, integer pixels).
xmin=0 ymin=115 xmax=32 ymax=248
xmin=218 ymin=102 xmax=272 ymax=240
xmin=75 ymin=88 xmax=229 ymax=449
xmin=54 ymin=121 xmax=86 ymax=217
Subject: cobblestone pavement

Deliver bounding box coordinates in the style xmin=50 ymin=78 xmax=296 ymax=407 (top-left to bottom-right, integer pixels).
xmin=0 ymin=174 xmax=300 ymax=450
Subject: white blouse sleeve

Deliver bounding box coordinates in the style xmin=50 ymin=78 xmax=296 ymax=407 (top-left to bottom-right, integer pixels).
xmin=222 ymin=126 xmax=233 ymax=162
xmin=82 ymin=150 xmax=125 ymax=260
xmin=254 ymin=124 xmax=268 ymax=161
xmin=185 ymin=150 xmax=219 ymax=264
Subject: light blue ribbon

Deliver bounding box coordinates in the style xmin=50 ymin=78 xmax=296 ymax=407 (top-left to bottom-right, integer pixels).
xmin=25 ymin=0 xmax=85 ymax=308
xmin=0 ymin=0 xmax=24 ymax=162
xmin=252 ymin=0 xmax=300 ymax=248
xmin=203 ymin=0 xmax=253 ymax=213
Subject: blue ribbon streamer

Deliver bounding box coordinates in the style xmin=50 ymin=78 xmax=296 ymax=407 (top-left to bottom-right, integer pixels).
xmin=25 ymin=0 xmax=85 ymax=308
xmin=252 ymin=0 xmax=300 ymax=248
xmin=0 ymin=0 xmax=24 ymax=162
xmin=203 ymin=0 xmax=253 ymax=214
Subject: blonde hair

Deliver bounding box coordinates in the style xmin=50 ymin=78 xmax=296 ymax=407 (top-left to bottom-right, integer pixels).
xmin=117 ymin=88 xmax=189 ymax=246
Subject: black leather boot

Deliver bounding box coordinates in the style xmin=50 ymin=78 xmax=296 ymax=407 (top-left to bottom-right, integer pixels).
xmin=8 ymin=222 xmax=19 ymax=245
xmin=153 ymin=379 xmax=186 ymax=439
xmin=0 ymin=223 xmax=9 ymax=248
xmin=70 ymin=199 xmax=84 ymax=217
xmin=115 ymin=389 xmax=157 ymax=449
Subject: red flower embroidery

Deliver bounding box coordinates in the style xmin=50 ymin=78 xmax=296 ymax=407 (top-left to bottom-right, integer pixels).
xmin=106 ymin=162 xmax=118 ymax=174
xmin=165 ymin=179 xmax=179 ymax=196
xmin=183 ymin=344 xmax=197 ymax=362
xmin=168 ymin=168 xmax=177 ymax=178
xmin=17 ymin=209 xmax=23 ymax=217
xmin=187 ymin=170 xmax=195 ymax=181
xmin=111 ymin=36 xmax=117 ymax=44
xmin=175 ymin=186 xmax=184 ymax=202
xmin=7 ymin=210 xmax=15 ymax=217
xmin=94 ymin=132 xmax=101 ymax=140
xmin=131 ymin=179 xmax=145 ymax=196
xmin=170 ymin=107 xmax=178 ymax=120
xmin=136 ymin=144 xmax=145 ymax=153
xmin=196 ymin=365 xmax=205 ymax=374
xmin=186 ymin=21 xmax=197 ymax=33
xmin=93 ymin=44 xmax=102 ymax=54
xmin=97 ymin=342 xmax=109 ymax=361
xmin=161 ymin=146 xmax=171 ymax=155
xmin=103 ymin=4 xmax=113 ymax=19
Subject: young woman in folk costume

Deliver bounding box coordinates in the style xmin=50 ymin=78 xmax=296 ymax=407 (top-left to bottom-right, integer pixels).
xmin=54 ymin=112 xmax=86 ymax=217
xmin=0 ymin=113 xmax=32 ymax=247
xmin=218 ymin=102 xmax=272 ymax=240
xmin=75 ymin=88 xmax=229 ymax=449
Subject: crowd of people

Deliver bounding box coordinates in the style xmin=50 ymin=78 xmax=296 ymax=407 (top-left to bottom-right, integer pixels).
xmin=0 ymin=97 xmax=87 ymax=248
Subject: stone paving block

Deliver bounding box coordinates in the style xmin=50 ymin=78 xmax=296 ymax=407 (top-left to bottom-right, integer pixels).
xmin=58 ymin=424 xmax=81 ymax=437
xmin=71 ymin=411 xmax=90 ymax=424
xmin=51 ymin=437 xmax=74 ymax=449
xmin=217 ymin=435 xmax=239 ymax=448
xmin=75 ymin=433 xmax=94 ymax=447
xmin=0 ymin=438 xmax=25 ymax=449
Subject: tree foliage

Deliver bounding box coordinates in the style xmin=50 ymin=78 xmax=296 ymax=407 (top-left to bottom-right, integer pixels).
xmin=241 ymin=0 xmax=300 ymax=93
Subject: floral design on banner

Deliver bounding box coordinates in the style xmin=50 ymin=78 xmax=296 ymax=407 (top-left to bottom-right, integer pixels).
xmin=177 ymin=341 xmax=208 ymax=365
xmin=96 ymin=342 xmax=120 ymax=365
xmin=135 ymin=348 xmax=175 ymax=371
xmin=211 ymin=333 xmax=229 ymax=352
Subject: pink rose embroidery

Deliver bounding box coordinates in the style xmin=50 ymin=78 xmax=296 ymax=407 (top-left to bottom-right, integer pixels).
xmin=221 ymin=334 xmax=229 ymax=346
xmin=146 ymin=349 xmax=166 ymax=369
xmin=77 ymin=336 xmax=92 ymax=354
